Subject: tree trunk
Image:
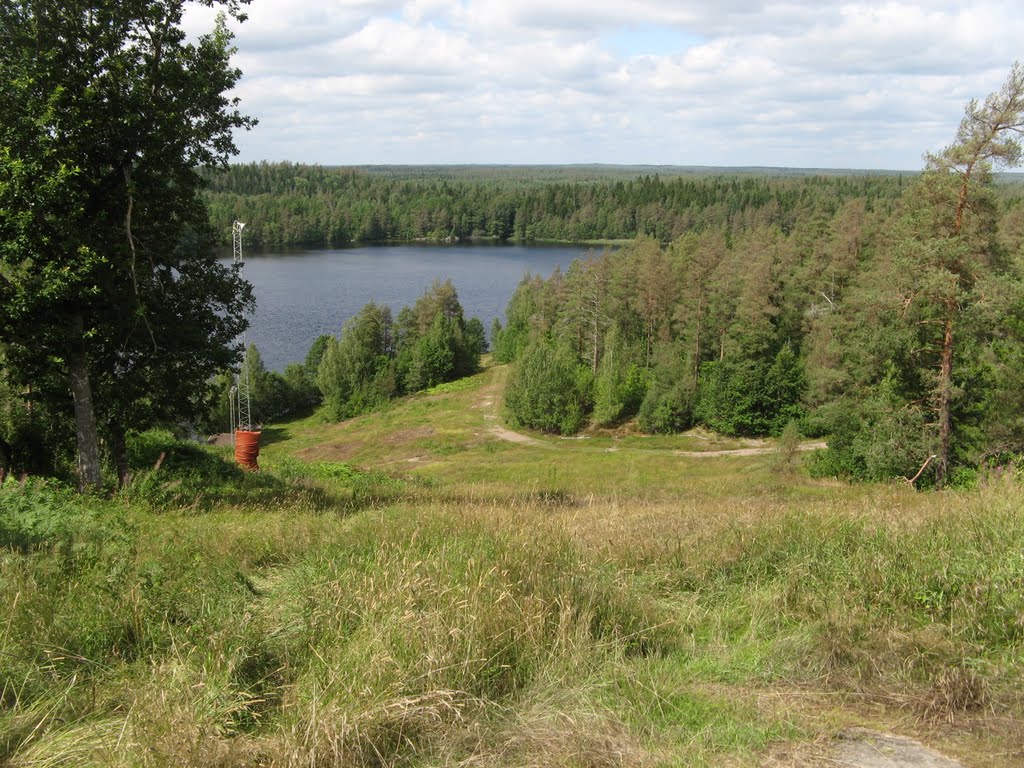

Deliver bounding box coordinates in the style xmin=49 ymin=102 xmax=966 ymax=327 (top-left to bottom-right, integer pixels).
xmin=935 ymin=308 xmax=955 ymax=488
xmin=0 ymin=435 xmax=11 ymax=484
xmin=109 ymin=420 xmax=130 ymax=489
xmin=693 ymin=298 xmax=702 ymax=386
xmin=69 ymin=313 xmax=102 ymax=491
xmin=645 ymin=316 xmax=653 ymax=366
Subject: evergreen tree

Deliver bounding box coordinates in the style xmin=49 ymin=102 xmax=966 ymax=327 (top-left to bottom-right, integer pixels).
xmin=633 ymin=238 xmax=678 ymax=364
xmin=504 ymin=342 xmax=585 ymax=435
xmin=405 ymin=313 xmax=457 ymax=391
xmin=814 ymin=63 xmax=1024 ymax=484
xmin=919 ymin=62 xmax=1024 ymax=485
xmin=637 ymin=343 xmax=695 ymax=434
xmin=693 ymin=343 xmax=805 ymax=437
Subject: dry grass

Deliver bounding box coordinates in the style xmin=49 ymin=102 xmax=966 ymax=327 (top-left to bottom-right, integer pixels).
xmin=3 ymin=366 xmax=1024 ymax=766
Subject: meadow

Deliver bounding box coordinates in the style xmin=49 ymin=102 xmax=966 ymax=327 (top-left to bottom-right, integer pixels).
xmin=2 ymin=361 xmax=1022 ymax=766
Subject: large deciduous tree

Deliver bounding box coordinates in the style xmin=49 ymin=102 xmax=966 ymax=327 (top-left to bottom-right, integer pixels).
xmin=0 ymin=0 xmax=255 ymax=488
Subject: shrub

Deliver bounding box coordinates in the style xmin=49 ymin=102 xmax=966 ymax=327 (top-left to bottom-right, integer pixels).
xmin=809 ymin=381 xmax=935 ymax=483
xmin=695 ymin=344 xmax=805 ymax=437
xmin=505 ymin=342 xmax=587 ymax=435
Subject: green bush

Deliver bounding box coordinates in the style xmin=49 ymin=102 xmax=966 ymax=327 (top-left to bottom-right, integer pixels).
xmin=119 ymin=429 xmax=291 ymax=511
xmin=317 ymin=303 xmax=397 ymax=420
xmin=809 ymin=375 xmax=935 ymax=483
xmin=504 ymin=342 xmax=587 ymax=435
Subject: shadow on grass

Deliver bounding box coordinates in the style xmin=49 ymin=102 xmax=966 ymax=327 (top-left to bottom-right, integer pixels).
xmin=121 ymin=432 xmax=364 ymax=514
xmin=257 ymin=426 xmax=289 ymax=448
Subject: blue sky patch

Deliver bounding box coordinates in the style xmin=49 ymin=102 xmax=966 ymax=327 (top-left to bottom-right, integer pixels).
xmin=603 ymin=24 xmax=703 ymax=58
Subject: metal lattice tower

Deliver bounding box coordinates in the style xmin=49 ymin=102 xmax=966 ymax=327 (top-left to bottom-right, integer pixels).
xmin=232 ymin=221 xmax=254 ymax=434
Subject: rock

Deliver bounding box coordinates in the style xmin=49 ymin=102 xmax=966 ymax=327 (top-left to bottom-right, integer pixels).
xmin=832 ymin=728 xmax=965 ymax=768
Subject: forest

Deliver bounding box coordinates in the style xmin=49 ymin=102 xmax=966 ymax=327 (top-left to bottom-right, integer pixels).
xmin=203 ymin=162 xmax=912 ymax=246
xmin=203 ymin=150 xmax=1024 ymax=490
xmin=10 ymin=153 xmax=1024 ymax=489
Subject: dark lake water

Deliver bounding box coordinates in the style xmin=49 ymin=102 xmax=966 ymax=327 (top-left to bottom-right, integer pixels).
xmin=227 ymin=243 xmax=587 ymax=371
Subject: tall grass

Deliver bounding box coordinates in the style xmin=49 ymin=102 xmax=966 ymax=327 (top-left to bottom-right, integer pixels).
xmin=2 ymin=429 xmax=1023 ymax=765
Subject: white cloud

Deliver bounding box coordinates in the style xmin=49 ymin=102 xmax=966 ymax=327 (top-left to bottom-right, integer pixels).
xmin=192 ymin=0 xmax=1024 ymax=168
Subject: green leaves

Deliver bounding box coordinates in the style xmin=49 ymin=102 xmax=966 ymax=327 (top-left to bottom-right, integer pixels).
xmin=694 ymin=345 xmax=805 ymax=438
xmin=0 ymin=1 xmax=257 ymax=483
xmin=504 ymin=342 xmax=587 ymax=435
xmin=314 ymin=285 xmax=485 ymax=422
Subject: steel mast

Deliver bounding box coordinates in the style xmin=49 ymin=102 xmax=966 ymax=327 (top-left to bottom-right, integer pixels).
xmin=232 ymin=221 xmax=253 ymax=435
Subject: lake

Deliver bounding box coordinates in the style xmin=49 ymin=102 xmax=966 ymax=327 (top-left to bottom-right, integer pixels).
xmin=228 ymin=243 xmax=588 ymax=371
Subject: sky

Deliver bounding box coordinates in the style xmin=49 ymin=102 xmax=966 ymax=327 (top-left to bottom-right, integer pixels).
xmin=183 ymin=0 xmax=1024 ymax=170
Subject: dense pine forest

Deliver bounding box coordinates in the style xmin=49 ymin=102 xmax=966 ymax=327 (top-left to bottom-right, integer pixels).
xmin=478 ymin=92 xmax=1024 ymax=488
xmin=204 ymin=163 xmax=913 ymax=246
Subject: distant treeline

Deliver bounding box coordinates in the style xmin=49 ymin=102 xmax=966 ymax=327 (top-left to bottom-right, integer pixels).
xmin=204 ymin=162 xmax=911 ymax=247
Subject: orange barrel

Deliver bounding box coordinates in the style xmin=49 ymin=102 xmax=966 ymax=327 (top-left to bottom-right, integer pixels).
xmin=234 ymin=429 xmax=262 ymax=471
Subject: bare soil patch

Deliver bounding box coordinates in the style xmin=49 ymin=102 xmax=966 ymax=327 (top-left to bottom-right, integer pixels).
xmin=671 ymin=441 xmax=827 ymax=458
xmin=296 ymin=441 xmax=365 ymax=463
xmin=489 ymin=423 xmax=550 ymax=448
xmin=383 ymin=426 xmax=435 ymax=444
xmin=208 ymin=432 xmax=234 ymax=447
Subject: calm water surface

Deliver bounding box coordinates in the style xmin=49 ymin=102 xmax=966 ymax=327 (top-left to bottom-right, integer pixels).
xmin=229 ymin=243 xmax=587 ymax=371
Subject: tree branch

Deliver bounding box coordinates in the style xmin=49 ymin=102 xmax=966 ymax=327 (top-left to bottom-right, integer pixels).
xmin=906 ymin=454 xmax=938 ymax=487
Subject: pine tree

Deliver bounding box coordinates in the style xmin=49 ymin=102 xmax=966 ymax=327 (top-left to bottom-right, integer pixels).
xmin=920 ymin=62 xmax=1024 ymax=485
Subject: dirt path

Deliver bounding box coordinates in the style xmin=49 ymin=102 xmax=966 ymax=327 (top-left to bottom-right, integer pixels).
xmin=490 ymin=422 xmax=551 ymax=447
xmin=476 ymin=374 xmax=553 ymax=449
xmin=670 ymin=441 xmax=827 ymax=458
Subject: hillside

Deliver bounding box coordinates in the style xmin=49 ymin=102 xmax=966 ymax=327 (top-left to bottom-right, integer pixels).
xmin=3 ymin=360 xmax=1022 ymax=766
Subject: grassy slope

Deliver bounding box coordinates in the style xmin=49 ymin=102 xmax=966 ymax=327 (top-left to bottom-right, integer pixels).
xmin=2 ymin=362 xmax=1023 ymax=766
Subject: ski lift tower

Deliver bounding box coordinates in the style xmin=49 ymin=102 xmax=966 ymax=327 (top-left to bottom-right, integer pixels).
xmin=231 ymin=221 xmax=261 ymax=470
